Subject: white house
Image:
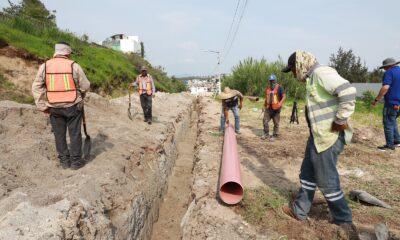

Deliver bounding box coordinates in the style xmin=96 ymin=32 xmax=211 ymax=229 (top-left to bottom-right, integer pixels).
xmin=102 ymin=34 xmax=141 ymax=54
xmin=190 ymin=86 xmax=209 ymax=96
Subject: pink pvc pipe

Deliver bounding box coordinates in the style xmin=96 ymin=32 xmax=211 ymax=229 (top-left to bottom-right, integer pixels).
xmin=219 ymin=124 xmax=244 ymax=204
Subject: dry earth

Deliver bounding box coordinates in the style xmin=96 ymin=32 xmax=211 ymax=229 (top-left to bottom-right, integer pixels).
xmin=1 ymin=47 xmax=400 ymax=240
xmin=0 ymin=92 xmax=197 ymax=239
xmin=180 ymin=99 xmax=400 ymax=240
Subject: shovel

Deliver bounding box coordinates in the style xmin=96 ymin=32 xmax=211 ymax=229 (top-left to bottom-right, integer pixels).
xmin=128 ymin=85 xmax=133 ymax=120
xmin=82 ymin=105 xmax=91 ymax=161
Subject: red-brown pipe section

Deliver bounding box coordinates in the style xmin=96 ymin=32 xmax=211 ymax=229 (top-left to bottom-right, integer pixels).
xmin=219 ymin=125 xmax=244 ymax=205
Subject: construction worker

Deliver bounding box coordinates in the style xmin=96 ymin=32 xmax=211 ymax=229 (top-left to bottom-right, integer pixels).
xmin=261 ymin=74 xmax=286 ymax=141
xmin=131 ymin=66 xmax=156 ymax=124
xmin=32 ymin=42 xmax=90 ymax=170
xmin=372 ymin=58 xmax=400 ymax=151
xmin=281 ymin=51 xmax=358 ymax=237
xmin=219 ymin=87 xmax=243 ymax=134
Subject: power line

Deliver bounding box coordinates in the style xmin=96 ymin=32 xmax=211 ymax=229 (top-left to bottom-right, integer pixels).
xmin=221 ymin=0 xmax=248 ymax=64
xmin=221 ymin=0 xmax=241 ymax=57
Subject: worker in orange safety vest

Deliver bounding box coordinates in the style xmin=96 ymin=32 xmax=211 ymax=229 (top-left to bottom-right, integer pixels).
xmin=130 ymin=66 xmax=156 ymax=124
xmin=32 ymin=41 xmax=90 ymax=170
xmin=261 ymin=74 xmax=286 ymax=141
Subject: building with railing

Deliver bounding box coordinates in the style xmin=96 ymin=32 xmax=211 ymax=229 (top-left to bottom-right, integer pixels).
xmin=102 ymin=34 xmax=140 ymax=53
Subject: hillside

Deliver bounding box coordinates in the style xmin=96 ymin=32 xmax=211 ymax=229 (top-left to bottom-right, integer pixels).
xmin=0 ymin=13 xmax=185 ymax=96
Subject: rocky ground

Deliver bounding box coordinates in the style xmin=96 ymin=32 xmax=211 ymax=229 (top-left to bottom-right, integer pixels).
xmin=0 ymin=92 xmax=196 ymax=239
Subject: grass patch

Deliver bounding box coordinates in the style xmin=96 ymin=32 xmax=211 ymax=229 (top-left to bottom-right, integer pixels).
xmin=239 ymin=186 xmax=287 ymax=225
xmin=352 ymin=99 xmax=383 ymax=128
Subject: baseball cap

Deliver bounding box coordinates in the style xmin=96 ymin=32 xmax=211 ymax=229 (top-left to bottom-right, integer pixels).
xmin=281 ymin=52 xmax=296 ymax=73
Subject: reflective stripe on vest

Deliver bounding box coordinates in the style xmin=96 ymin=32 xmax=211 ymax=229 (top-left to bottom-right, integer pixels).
xmin=138 ymin=77 xmax=152 ymax=95
xmin=266 ymin=84 xmax=281 ymax=110
xmin=306 ymin=66 xmax=357 ymax=153
xmin=45 ymin=57 xmax=77 ymax=104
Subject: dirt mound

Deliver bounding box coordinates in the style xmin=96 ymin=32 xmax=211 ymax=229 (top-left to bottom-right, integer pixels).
xmin=0 ymin=92 xmax=196 ymax=239
xmin=352 ymin=127 xmax=380 ymax=143
xmin=0 ymin=45 xmax=42 ymax=93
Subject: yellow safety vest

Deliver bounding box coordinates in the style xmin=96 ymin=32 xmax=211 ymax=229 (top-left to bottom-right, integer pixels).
xmin=306 ymin=66 xmax=356 ymax=152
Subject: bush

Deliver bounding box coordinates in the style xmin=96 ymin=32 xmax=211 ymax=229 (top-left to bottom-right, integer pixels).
xmin=222 ymin=57 xmax=305 ymax=99
xmin=362 ymin=90 xmax=375 ymax=111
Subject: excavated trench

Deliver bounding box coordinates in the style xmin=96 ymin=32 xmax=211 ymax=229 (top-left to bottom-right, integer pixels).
xmin=0 ymin=94 xmax=203 ymax=240
xmin=150 ymin=99 xmax=200 ymax=240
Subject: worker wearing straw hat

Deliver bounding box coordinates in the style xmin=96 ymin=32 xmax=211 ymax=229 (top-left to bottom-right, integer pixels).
xmin=219 ymin=87 xmax=244 ymax=134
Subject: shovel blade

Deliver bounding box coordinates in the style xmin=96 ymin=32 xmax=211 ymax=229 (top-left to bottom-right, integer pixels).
xmin=83 ymin=136 xmax=91 ymax=161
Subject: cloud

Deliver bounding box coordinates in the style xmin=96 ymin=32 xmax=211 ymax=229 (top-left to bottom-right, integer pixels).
xmin=176 ymin=41 xmax=199 ymax=51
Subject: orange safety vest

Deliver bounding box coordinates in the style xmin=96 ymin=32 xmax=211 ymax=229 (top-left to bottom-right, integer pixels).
xmin=138 ymin=76 xmax=152 ymax=95
xmin=265 ymin=84 xmax=281 ymax=110
xmin=45 ymin=57 xmax=77 ymax=104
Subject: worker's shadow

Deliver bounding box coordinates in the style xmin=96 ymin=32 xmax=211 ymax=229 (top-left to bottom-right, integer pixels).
xmin=86 ymin=132 xmax=114 ymax=163
xmin=237 ymin=127 xmax=332 ymax=221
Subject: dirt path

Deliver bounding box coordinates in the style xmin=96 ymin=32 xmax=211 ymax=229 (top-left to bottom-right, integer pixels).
xmin=181 ymin=97 xmax=400 ymax=239
xmin=151 ymin=102 xmax=199 ymax=240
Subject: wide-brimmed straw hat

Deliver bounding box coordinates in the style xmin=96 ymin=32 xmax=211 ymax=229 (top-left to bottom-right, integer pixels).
xmin=140 ymin=66 xmax=148 ymax=71
xmin=219 ymin=87 xmax=236 ymax=100
xmin=379 ymin=58 xmax=400 ymax=69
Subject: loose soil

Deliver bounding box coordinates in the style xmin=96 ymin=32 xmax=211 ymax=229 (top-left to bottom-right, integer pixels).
xmin=151 ymin=100 xmax=199 ymax=240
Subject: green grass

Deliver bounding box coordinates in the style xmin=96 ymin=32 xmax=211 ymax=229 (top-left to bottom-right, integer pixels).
xmin=240 ymin=186 xmax=287 ymax=225
xmin=0 ymin=15 xmax=184 ymax=94
xmin=352 ymin=99 xmax=383 ymax=128
xmin=225 ymin=96 xmax=384 ymax=128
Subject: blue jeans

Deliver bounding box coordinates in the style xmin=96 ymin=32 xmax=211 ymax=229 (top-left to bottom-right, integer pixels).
xmin=220 ymin=105 xmax=240 ymax=133
xmin=292 ymin=133 xmax=352 ymax=224
xmin=383 ymin=106 xmax=400 ymax=147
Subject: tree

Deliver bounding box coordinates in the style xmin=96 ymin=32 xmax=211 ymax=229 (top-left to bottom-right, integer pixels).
xmin=222 ymin=57 xmax=305 ymax=99
xmin=81 ymin=34 xmax=89 ymax=43
xmin=329 ymin=47 xmax=368 ymax=83
xmin=2 ymin=0 xmax=56 ymax=26
xmin=2 ymin=0 xmax=22 ymax=15
xmin=140 ymin=41 xmax=145 ymax=58
xmin=368 ymin=67 xmax=384 ymax=83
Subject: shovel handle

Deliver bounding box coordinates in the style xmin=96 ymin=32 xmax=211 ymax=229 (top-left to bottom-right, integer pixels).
xmin=82 ymin=106 xmax=89 ymax=137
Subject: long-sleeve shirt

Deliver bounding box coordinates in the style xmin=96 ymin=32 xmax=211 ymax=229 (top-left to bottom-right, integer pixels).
xmin=32 ymin=60 xmax=90 ymax=111
xmin=222 ymin=90 xmax=243 ymax=108
xmin=306 ymin=65 xmax=356 ymax=152
xmin=135 ymin=74 xmax=155 ymax=94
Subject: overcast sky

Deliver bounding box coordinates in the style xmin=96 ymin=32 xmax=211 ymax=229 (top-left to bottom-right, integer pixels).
xmin=2 ymin=0 xmax=400 ymax=76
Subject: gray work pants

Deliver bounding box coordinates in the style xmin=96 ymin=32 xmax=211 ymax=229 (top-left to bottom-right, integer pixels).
xmin=263 ymin=109 xmax=281 ymax=136
xmin=49 ymin=104 xmax=83 ymax=164
xmin=140 ymin=94 xmax=153 ymax=120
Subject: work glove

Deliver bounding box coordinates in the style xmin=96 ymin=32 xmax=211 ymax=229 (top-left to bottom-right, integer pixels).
xmin=331 ymin=121 xmax=348 ymax=132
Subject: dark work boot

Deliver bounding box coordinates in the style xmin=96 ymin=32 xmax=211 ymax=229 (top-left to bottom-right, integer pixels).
xmin=338 ymin=223 xmax=360 ymax=240
xmin=70 ymin=158 xmax=85 ymax=170
xmin=59 ymin=155 xmax=71 ymax=169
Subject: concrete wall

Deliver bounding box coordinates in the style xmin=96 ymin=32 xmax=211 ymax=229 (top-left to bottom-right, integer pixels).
xmin=352 ymin=83 xmax=382 ymax=97
xmin=120 ymin=36 xmax=140 ymax=53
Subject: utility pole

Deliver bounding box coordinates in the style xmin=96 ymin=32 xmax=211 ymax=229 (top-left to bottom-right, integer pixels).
xmin=202 ymin=49 xmax=221 ymax=95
